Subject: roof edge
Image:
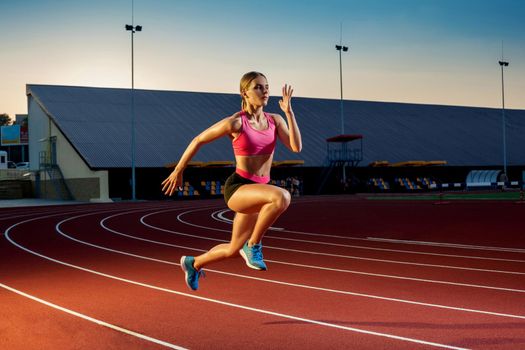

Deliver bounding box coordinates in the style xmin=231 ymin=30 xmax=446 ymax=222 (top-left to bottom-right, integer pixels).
xmin=25 ymin=83 xmax=525 ymax=112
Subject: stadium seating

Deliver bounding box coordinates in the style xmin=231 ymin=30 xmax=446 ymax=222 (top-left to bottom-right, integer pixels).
xmin=416 ymin=177 xmax=437 ymax=190
xmin=368 ymin=177 xmax=390 ymax=191
xmin=394 ymin=177 xmax=421 ymax=191
xmin=177 ymin=181 xmax=200 ymax=197
xmin=200 ymin=180 xmax=224 ymax=196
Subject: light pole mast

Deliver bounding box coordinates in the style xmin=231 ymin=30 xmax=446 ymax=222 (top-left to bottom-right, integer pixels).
xmin=335 ymin=43 xmax=349 ymax=134
xmin=335 ymin=25 xmax=349 ymax=187
xmin=499 ymin=59 xmax=509 ymax=178
xmin=125 ymin=0 xmax=142 ymax=201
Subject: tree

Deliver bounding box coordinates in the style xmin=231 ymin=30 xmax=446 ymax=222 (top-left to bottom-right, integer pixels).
xmin=0 ymin=113 xmax=11 ymax=126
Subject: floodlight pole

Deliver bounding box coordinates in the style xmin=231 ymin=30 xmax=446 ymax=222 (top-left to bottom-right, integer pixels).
xmin=125 ymin=21 xmax=142 ymax=200
xmin=335 ymin=44 xmax=349 ymax=134
xmin=499 ymin=59 xmax=509 ymax=178
xmin=336 ymin=43 xmax=349 ymax=188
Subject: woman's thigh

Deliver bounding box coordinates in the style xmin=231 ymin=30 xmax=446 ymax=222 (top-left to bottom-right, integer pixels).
xmin=227 ymin=183 xmax=290 ymax=214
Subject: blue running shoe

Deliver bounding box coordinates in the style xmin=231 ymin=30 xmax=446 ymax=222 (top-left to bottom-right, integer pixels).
xmin=180 ymin=256 xmax=205 ymax=291
xmin=239 ymin=242 xmax=267 ymax=271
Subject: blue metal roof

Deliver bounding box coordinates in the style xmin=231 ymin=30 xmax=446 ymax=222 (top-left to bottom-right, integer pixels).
xmin=27 ymin=84 xmax=525 ymax=169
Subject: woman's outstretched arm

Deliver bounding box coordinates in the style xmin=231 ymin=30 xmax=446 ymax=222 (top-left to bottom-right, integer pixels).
xmin=162 ymin=115 xmax=239 ymax=196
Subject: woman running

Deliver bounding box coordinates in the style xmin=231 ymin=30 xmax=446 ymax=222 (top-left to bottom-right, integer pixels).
xmin=162 ymin=71 xmax=302 ymax=290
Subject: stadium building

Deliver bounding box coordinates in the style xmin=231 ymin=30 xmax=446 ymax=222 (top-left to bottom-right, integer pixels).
xmin=25 ymin=84 xmax=525 ymax=201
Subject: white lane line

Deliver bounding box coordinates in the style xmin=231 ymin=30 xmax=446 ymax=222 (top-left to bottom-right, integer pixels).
xmin=212 ymin=209 xmax=287 ymax=230
xmin=100 ymin=204 xmax=223 ymax=251
xmin=4 ymin=227 xmax=469 ymax=350
xmin=71 ymin=210 xmax=525 ymax=294
xmin=214 ymin=208 xmax=525 ymax=254
xmin=267 ymin=245 xmax=525 ymax=276
xmin=0 ymin=282 xmax=187 ymax=350
xmin=189 ymin=209 xmax=525 ymax=263
xmin=0 ymin=207 xmax=130 ymax=238
xmin=266 ymin=259 xmax=525 ymax=293
xmin=367 ymin=238 xmax=525 ymax=254
xmin=287 ymin=196 xmax=525 ymax=253
xmin=0 ymin=206 xmax=111 ymax=223
xmin=139 ymin=209 xmax=525 ymax=275
xmin=211 ymin=208 xmax=525 ymax=263
xmin=54 ymin=212 xmax=525 ymax=319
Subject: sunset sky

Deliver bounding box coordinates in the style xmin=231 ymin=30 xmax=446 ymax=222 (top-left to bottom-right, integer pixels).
xmin=1 ymin=0 xmax=524 ymax=120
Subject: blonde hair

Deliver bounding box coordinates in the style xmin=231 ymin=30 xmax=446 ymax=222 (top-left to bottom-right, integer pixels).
xmin=240 ymin=71 xmax=267 ymax=111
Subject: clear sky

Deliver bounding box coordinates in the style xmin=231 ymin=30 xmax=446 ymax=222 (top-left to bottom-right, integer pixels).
xmin=1 ymin=0 xmax=524 ymax=120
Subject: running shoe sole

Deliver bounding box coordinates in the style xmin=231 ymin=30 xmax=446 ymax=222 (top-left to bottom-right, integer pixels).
xmin=180 ymin=256 xmax=193 ymax=290
xmin=239 ymin=248 xmax=266 ymax=271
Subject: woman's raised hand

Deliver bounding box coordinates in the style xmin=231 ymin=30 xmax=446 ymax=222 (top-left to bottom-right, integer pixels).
xmin=279 ymin=84 xmax=294 ymax=115
xmin=162 ymin=168 xmax=183 ymax=196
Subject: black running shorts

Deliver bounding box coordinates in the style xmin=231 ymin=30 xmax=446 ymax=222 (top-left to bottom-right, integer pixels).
xmin=223 ymin=172 xmax=266 ymax=204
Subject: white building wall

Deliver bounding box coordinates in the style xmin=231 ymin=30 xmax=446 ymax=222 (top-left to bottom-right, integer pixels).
xmin=28 ymin=95 xmax=110 ymax=202
xmin=28 ymin=97 xmax=48 ymax=171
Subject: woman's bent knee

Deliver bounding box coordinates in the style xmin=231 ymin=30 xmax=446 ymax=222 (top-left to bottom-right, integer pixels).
xmin=227 ymin=184 xmax=291 ymax=214
xmin=272 ymin=188 xmax=291 ymax=211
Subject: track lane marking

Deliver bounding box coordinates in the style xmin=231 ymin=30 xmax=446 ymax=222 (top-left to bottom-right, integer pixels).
xmin=53 ymin=208 xmax=525 ymax=318
xmin=0 ymin=282 xmax=187 ymax=349
xmin=4 ymin=222 xmax=470 ymax=350
xmin=109 ymin=209 xmax=525 ymax=292
xmin=139 ymin=208 xmax=525 ymax=274
xmin=367 ymin=237 xmax=525 ymax=253
xmin=213 ymin=207 xmax=525 ymax=253
xmin=6 ymin=202 xmax=520 ymax=348
xmin=211 ymin=208 xmax=525 ymax=259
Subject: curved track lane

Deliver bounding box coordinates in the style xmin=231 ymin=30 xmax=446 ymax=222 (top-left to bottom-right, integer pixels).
xmin=2 ymin=198 xmax=525 ymax=349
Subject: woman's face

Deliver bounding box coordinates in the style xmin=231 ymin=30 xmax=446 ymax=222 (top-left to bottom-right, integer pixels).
xmin=244 ymin=76 xmax=269 ymax=107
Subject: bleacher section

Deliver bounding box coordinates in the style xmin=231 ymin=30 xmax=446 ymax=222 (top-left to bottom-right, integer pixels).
xmin=366 ymin=161 xmax=448 ymax=192
xmin=201 ymin=180 xmax=225 ymax=196
xmin=368 ymin=177 xmax=390 ymax=191
xmin=177 ymin=181 xmax=200 ymax=197
xmin=395 ymin=177 xmax=421 ymax=190
xmin=176 ymin=180 xmax=226 ymax=197
xmin=416 ymin=177 xmax=438 ymax=190
xmin=368 ymin=177 xmax=439 ymax=192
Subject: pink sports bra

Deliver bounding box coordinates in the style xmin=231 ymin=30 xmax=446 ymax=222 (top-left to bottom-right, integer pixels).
xmin=232 ymin=111 xmax=277 ymax=157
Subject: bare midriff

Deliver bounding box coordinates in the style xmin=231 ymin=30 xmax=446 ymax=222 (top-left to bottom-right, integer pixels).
xmin=235 ymin=153 xmax=273 ymax=181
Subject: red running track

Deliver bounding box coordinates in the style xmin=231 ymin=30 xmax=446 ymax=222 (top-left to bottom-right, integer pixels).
xmin=1 ymin=196 xmax=524 ymax=349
